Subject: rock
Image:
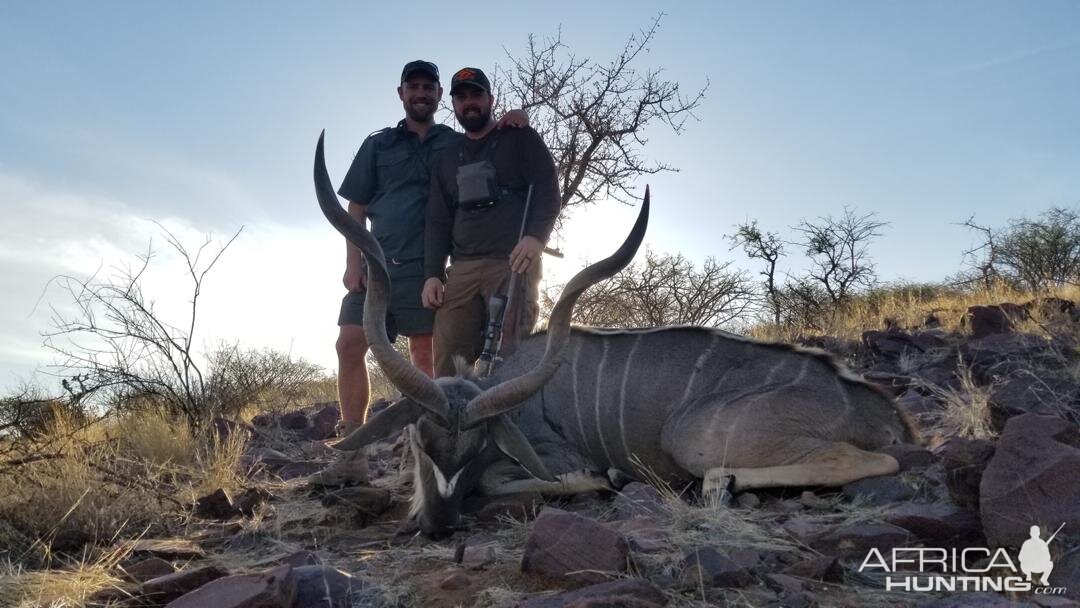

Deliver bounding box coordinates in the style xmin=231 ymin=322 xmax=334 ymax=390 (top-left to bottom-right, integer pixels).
xmin=763 ymin=572 xmax=804 ymax=595
xmin=842 ymin=475 xmax=916 ymax=505
xmin=679 ymin=546 xmax=754 ymax=588
xmin=234 ymin=488 xmax=272 ymax=516
xmin=292 ymin=565 xmax=362 ymax=608
xmin=796 ymin=335 xmax=856 ymax=356
xmin=612 ymin=482 xmax=666 ymax=519
xmin=810 ymin=523 xmax=916 ymax=556
xmin=460 ymin=543 xmax=497 ymax=569
xmin=962 ymin=333 xmax=1064 ymax=374
xmin=937 ymin=437 xmax=996 ymax=508
xmin=781 ymin=556 xmax=844 ymax=582
xmin=165 ymin=564 xmax=296 ymax=608
xmin=306 ymin=405 xmax=341 ymax=441
xmin=195 ymin=488 xmax=241 ymax=520
xmin=965 ymin=305 xmax=1015 ymax=338
xmin=280 ymin=410 xmax=310 ymax=430
xmin=989 ymin=375 xmax=1077 ymax=430
xmin=140 ymin=565 xmax=229 ymax=604
xmin=517 ymin=578 xmax=666 ymax=608
xmin=251 ymin=412 xmax=275 ymax=427
xmin=881 ymin=443 xmax=935 ymax=471
xmin=240 ymin=447 xmax=293 ymax=470
xmin=128 ymin=538 xmax=205 ymax=560
xmin=320 ymin=486 xmax=392 ymax=519
xmin=1027 ymin=296 xmax=1077 ymax=319
xmin=735 ymin=492 xmax=761 ymax=509
xmin=779 ymin=592 xmax=816 ymax=608
xmin=521 ymin=508 xmax=629 ymax=584
xmin=910 ymin=330 xmax=949 ymax=351
xmin=799 ymin=490 xmax=831 ymax=510
xmin=862 ymin=329 xmax=920 ymax=360
xmin=980 ymin=414 xmax=1080 ymax=547
xmin=884 ymin=502 xmax=982 ymax=546
xmin=1053 ymin=547 xmax=1080 ymax=600
xmin=473 ymin=492 xmax=542 ymax=522
xmin=775 ymin=499 xmax=805 ymax=513
xmin=50 ymin=528 xmax=94 ymax=553
xmin=212 ymin=417 xmax=254 ymax=445
xmin=277 ymin=460 xmax=326 ymax=480
xmin=123 ymin=557 xmax=175 ymax=582
xmin=438 ymin=570 xmax=471 ymax=591
xmin=606 ymin=517 xmax=669 ymax=553
xmin=918 ymin=592 xmax=1024 ymax=607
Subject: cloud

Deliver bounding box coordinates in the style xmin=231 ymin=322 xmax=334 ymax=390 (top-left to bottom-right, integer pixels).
xmin=0 ymin=171 xmax=343 ymax=393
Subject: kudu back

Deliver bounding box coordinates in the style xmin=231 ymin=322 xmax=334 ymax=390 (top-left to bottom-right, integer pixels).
xmin=314 ymin=133 xmax=917 ymax=537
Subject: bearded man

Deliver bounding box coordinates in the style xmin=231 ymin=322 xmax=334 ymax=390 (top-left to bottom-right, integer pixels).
xmin=313 ymin=61 xmax=527 ymax=486
xmin=423 ymin=67 xmax=561 ymax=378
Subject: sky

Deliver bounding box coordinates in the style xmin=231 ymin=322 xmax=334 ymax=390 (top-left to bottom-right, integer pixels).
xmin=2 ymin=1 xmax=1079 ymax=392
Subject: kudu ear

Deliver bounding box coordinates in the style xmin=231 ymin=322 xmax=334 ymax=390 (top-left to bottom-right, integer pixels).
xmin=330 ymin=400 xmax=421 ymax=451
xmin=489 ymin=416 xmax=557 ymax=483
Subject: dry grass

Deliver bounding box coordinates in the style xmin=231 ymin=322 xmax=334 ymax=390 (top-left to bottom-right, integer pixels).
xmin=922 ymin=356 xmax=998 ymax=439
xmin=753 ymin=282 xmax=1080 ymax=343
xmin=0 ymin=409 xmax=250 ymax=568
xmin=0 ymin=542 xmax=131 ymax=608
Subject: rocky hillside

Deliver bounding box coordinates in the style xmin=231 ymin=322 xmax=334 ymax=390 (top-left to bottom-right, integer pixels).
xmin=12 ymin=299 xmax=1080 ymax=607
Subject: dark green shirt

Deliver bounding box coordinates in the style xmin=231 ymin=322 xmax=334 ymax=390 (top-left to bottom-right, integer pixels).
xmin=338 ymin=120 xmax=459 ymax=262
xmin=425 ymin=126 xmax=561 ymax=280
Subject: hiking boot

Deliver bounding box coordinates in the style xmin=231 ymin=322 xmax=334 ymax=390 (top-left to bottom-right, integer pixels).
xmin=306 ymin=448 xmax=369 ymax=488
xmin=335 ymin=419 xmax=363 ymax=439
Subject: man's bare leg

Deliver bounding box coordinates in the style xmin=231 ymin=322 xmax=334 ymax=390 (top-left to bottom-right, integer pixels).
xmin=336 ymin=324 xmax=370 ymax=426
xmin=408 ymin=333 xmax=434 ymax=378
xmin=310 ymin=324 xmax=372 ymax=487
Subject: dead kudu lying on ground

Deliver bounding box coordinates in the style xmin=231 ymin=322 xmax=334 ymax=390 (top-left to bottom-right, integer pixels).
xmin=314 ymin=133 xmax=918 ymax=537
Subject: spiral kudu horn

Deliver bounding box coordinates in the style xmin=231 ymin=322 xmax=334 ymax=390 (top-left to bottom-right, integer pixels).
xmin=314 ymin=132 xmax=448 ymax=419
xmin=463 ymin=188 xmax=650 ymax=426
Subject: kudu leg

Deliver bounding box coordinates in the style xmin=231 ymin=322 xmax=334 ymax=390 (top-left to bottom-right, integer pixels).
xmin=482 ymin=469 xmax=613 ymax=497
xmin=703 ymin=441 xmax=899 ymax=493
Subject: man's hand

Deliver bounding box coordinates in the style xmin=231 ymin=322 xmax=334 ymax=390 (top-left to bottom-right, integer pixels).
xmin=422 ymin=277 xmax=445 ymax=309
xmin=343 ymin=256 xmax=367 ymax=291
xmin=509 ymin=235 xmax=543 ymax=274
xmin=496 ymin=108 xmax=529 ymax=129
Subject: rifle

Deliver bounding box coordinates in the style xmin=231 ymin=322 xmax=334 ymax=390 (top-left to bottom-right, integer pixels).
xmin=476 ymin=184 xmax=533 ymax=378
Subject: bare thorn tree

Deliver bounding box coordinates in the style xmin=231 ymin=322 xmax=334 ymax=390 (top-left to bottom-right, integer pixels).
xmin=956 ymin=216 xmax=1003 ymax=290
xmin=41 ymin=226 xmax=242 ymax=431
xmin=496 ymin=13 xmax=708 ymax=216
xmin=730 ymin=221 xmax=786 ymax=325
xmin=542 ymin=249 xmax=756 ymax=328
xmin=792 ymin=208 xmax=887 ymax=306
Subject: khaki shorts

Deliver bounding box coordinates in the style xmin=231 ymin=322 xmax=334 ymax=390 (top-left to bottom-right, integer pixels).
xmin=338 ymin=259 xmax=434 ymax=340
xmin=432 ymin=257 xmax=541 ymax=378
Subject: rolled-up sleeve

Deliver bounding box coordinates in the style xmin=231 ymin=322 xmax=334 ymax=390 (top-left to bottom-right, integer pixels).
xmin=337 ymin=136 xmax=378 ymax=204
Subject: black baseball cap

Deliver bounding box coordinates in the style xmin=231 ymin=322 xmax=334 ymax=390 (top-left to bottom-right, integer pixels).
xmin=450 ymin=67 xmax=491 ymax=95
xmin=401 ymin=60 xmax=439 ymax=83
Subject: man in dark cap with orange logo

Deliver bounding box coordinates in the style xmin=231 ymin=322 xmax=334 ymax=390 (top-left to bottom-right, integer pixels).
xmin=423 ymin=67 xmax=561 ymax=378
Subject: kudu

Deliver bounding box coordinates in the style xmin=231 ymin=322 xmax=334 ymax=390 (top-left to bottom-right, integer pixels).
xmin=315 ymin=133 xmax=918 ymax=537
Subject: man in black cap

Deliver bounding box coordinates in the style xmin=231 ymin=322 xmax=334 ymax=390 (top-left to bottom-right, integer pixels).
xmin=423 ymin=67 xmax=561 ymax=378
xmin=320 ymin=62 xmax=528 ymax=484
